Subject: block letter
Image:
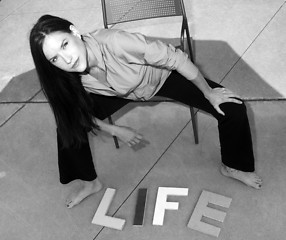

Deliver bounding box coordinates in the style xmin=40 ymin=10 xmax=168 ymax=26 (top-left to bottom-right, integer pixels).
xmin=133 ymin=188 xmax=148 ymax=226
xmin=152 ymin=187 xmax=188 ymax=225
xmin=187 ymin=190 xmax=232 ymax=237
xmin=92 ymin=188 xmax=126 ymax=230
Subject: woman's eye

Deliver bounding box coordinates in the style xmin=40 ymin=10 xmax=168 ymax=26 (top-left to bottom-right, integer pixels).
xmin=63 ymin=42 xmax=68 ymax=49
xmin=51 ymin=56 xmax=58 ymax=63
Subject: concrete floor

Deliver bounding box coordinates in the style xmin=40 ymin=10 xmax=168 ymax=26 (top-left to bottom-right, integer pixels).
xmin=1 ymin=0 xmax=286 ymax=239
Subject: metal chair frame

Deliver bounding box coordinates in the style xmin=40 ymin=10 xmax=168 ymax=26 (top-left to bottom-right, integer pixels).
xmin=100 ymin=0 xmax=199 ymax=147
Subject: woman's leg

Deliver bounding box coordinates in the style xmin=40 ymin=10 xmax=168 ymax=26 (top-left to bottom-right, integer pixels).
xmin=57 ymin=93 xmax=131 ymax=207
xmin=58 ymin=94 xmax=131 ymax=184
xmin=156 ymin=71 xmax=262 ymax=188
xmin=57 ymin=131 xmax=102 ymax=208
xmin=57 ymin=130 xmax=97 ymax=184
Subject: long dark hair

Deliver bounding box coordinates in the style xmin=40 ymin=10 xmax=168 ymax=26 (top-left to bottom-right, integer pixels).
xmin=29 ymin=15 xmax=98 ymax=148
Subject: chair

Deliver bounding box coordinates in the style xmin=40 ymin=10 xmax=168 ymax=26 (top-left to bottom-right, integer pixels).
xmin=100 ymin=0 xmax=199 ymax=148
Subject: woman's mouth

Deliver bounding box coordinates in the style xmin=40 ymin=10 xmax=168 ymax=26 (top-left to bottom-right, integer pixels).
xmin=72 ymin=58 xmax=79 ymax=69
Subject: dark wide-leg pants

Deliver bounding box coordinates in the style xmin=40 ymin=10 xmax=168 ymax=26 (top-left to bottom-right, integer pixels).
xmin=57 ymin=95 xmax=131 ymax=184
xmin=58 ymin=71 xmax=255 ymax=184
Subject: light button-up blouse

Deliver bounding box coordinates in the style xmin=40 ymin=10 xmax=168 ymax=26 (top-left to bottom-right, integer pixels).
xmin=81 ymin=29 xmax=191 ymax=101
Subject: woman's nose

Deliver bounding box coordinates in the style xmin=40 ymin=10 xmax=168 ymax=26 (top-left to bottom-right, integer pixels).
xmin=61 ymin=53 xmax=72 ymax=64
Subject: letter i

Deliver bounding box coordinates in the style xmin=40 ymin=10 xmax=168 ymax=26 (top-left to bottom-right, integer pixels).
xmin=133 ymin=188 xmax=148 ymax=226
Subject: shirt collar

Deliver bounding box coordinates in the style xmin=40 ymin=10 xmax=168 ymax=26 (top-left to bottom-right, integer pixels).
xmin=82 ymin=32 xmax=106 ymax=72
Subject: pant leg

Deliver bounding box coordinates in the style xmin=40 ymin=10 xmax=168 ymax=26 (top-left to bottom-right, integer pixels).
xmin=57 ymin=130 xmax=97 ymax=184
xmin=155 ymin=71 xmax=255 ymax=172
xmin=57 ymin=93 xmax=131 ymax=184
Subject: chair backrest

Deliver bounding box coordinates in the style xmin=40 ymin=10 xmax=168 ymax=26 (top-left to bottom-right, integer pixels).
xmin=100 ymin=0 xmax=194 ymax=61
xmin=101 ymin=0 xmax=187 ymax=27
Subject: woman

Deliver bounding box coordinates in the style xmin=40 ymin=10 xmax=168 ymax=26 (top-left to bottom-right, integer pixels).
xmin=30 ymin=15 xmax=262 ymax=208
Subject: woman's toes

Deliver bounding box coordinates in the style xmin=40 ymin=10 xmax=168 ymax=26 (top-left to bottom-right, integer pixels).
xmin=66 ymin=195 xmax=81 ymax=208
xmin=65 ymin=179 xmax=103 ymax=208
xmin=66 ymin=200 xmax=72 ymax=208
xmin=254 ymin=182 xmax=262 ymax=189
xmin=66 ymin=200 xmax=76 ymax=208
xmin=220 ymin=165 xmax=262 ymax=190
xmin=256 ymin=178 xmax=262 ymax=184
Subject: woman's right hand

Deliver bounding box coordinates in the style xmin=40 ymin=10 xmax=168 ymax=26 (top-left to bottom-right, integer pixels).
xmin=205 ymin=87 xmax=242 ymax=115
xmin=112 ymin=125 xmax=143 ymax=147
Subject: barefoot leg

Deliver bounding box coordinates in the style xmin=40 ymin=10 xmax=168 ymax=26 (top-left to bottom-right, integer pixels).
xmin=66 ymin=178 xmax=103 ymax=208
xmin=220 ymin=164 xmax=262 ymax=189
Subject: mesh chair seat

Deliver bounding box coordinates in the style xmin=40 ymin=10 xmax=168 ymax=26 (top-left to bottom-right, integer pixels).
xmin=104 ymin=0 xmax=183 ymax=24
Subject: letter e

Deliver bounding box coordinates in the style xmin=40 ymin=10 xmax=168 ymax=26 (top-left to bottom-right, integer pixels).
xmin=187 ymin=190 xmax=232 ymax=237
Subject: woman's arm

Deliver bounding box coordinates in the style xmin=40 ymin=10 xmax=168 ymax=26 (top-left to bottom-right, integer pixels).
xmin=176 ymin=59 xmax=242 ymax=115
xmin=93 ymin=118 xmax=143 ymax=147
xmin=109 ymin=30 xmax=241 ymax=115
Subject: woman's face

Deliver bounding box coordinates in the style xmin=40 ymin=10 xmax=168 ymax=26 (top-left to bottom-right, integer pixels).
xmin=42 ymin=30 xmax=87 ymax=72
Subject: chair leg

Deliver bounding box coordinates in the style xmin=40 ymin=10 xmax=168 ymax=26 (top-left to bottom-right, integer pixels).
xmin=107 ymin=115 xmax=120 ymax=149
xmin=190 ymin=107 xmax=199 ymax=144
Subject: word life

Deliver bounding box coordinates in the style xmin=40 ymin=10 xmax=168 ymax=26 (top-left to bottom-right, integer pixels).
xmin=92 ymin=187 xmax=232 ymax=237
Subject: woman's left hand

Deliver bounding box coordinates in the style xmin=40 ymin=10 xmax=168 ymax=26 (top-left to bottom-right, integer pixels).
xmin=112 ymin=125 xmax=143 ymax=147
xmin=205 ymin=88 xmax=242 ymax=115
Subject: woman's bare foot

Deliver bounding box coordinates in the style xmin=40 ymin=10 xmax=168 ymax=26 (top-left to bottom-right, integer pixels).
xmin=220 ymin=164 xmax=262 ymax=189
xmin=66 ymin=178 xmax=103 ymax=208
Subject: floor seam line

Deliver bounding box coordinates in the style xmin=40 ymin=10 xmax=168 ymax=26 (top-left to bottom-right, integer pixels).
xmin=92 ymin=119 xmax=192 ymax=239
xmin=219 ymin=1 xmax=286 ymax=85
xmin=0 ymin=0 xmax=32 ymax=23
xmin=0 ymin=89 xmax=42 ymax=128
xmin=0 ymin=105 xmax=25 ymax=128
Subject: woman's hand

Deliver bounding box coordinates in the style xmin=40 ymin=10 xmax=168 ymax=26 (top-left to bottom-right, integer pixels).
xmin=112 ymin=125 xmax=143 ymax=147
xmin=205 ymin=88 xmax=242 ymax=115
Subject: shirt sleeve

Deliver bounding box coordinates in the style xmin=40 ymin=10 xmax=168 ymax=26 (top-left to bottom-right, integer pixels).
xmin=110 ymin=30 xmax=189 ymax=70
